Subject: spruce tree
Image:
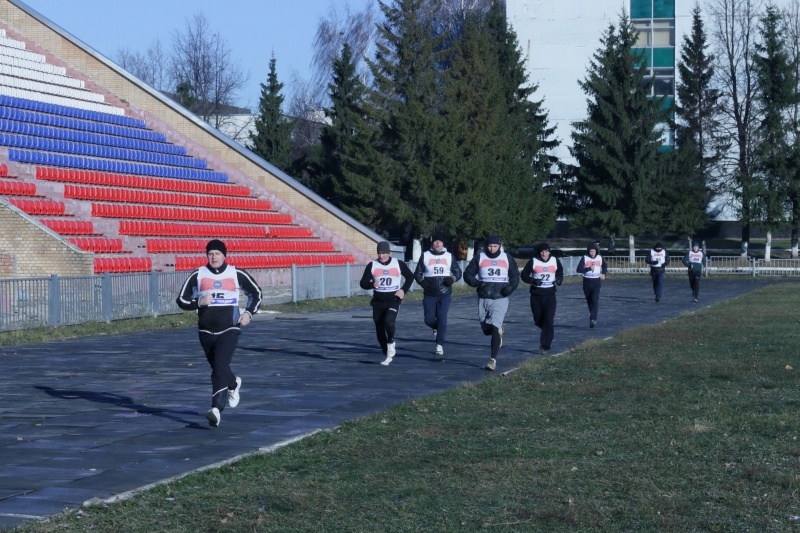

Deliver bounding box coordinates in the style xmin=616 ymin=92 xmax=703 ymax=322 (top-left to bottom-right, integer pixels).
xmin=569 ymin=13 xmax=670 ymax=242
xmin=249 ymin=56 xmax=295 ymax=172
xmin=435 ymin=10 xmax=505 ymax=244
xmin=785 ymin=1 xmax=800 ymax=256
xmin=788 ymin=137 xmax=800 ymax=255
xmin=315 ymin=42 xmax=391 ymax=229
xmin=753 ymin=5 xmax=796 ymax=237
xmin=674 ymin=4 xmax=726 ymax=235
xmin=368 ymin=0 xmax=447 ymax=243
xmin=483 ymin=1 xmax=558 ymax=245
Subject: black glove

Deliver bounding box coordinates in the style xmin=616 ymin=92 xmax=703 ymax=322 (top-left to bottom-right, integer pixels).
xmin=443 ymin=277 xmax=455 ymax=287
xmin=532 ymin=278 xmax=543 ymax=287
xmin=556 ymin=278 xmax=562 ymax=286
xmin=500 ymin=285 xmax=513 ymax=297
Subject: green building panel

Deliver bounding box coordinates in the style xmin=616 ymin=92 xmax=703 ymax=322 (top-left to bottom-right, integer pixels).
xmin=630 ymin=0 xmax=675 ymax=19
xmin=654 ymin=0 xmax=675 ymax=18
xmin=632 ymin=47 xmax=651 ymax=68
xmin=652 ymin=47 xmax=674 ymax=67
xmin=630 ymin=0 xmax=651 ymax=19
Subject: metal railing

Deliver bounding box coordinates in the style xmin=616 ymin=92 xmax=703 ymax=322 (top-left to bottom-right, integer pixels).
xmin=599 ymin=255 xmax=800 ymax=277
xmin=2 ymin=256 xmax=799 ymax=332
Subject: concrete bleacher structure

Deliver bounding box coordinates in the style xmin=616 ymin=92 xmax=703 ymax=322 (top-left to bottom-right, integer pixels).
xmin=0 ymin=0 xmax=379 ymax=280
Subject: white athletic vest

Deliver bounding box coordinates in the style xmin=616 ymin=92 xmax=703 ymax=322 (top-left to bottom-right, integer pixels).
xmin=198 ymin=265 xmax=239 ymax=306
xmin=688 ymin=251 xmax=703 ymax=264
xmin=478 ymin=252 xmax=510 ymax=283
xmin=582 ymin=255 xmax=603 ymax=279
xmin=422 ymin=250 xmax=452 ymax=278
xmin=371 ymin=258 xmax=402 ymax=292
xmin=531 ymin=256 xmax=558 ymax=288
xmin=650 ymin=249 xmax=666 ymax=267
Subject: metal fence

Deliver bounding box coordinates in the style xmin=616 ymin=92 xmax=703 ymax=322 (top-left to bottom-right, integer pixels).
xmin=0 ymin=271 xmax=190 ymax=332
xmin=2 ymin=256 xmax=799 ymax=332
xmin=600 ymin=255 xmax=800 ymax=277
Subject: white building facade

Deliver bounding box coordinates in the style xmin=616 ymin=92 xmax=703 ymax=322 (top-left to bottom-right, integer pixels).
xmin=506 ymin=0 xmax=693 ymax=164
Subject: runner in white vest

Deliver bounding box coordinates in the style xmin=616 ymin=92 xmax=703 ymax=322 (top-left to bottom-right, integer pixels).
xmin=463 ymin=234 xmax=520 ymax=371
xmin=645 ymin=242 xmax=670 ymax=302
xmin=414 ymin=231 xmax=462 ymax=357
xmin=176 ymin=239 xmax=262 ymax=427
xmin=521 ymin=242 xmax=564 ymax=355
xmin=576 ymin=243 xmax=607 ymax=328
xmin=681 ymin=242 xmax=707 ymax=302
xmin=359 ymin=241 xmax=414 ymax=366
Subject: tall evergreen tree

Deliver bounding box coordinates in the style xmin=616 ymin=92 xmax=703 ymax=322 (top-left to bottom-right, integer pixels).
xmin=675 ymin=3 xmax=726 ymax=234
xmin=368 ymin=0 xmax=447 ymax=244
xmin=569 ymin=13 xmax=670 ymax=244
xmin=483 ymin=0 xmax=558 ymax=244
xmin=785 ymin=0 xmax=800 ymax=256
xmin=314 ymin=42 xmax=391 ymax=229
xmin=753 ymin=3 xmax=796 ymax=252
xmin=435 ymin=10 xmax=505 ymax=244
xmin=249 ymin=56 xmax=295 ymax=172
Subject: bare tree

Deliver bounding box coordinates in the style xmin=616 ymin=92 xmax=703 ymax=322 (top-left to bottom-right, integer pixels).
xmin=170 ymin=12 xmax=249 ymax=129
xmin=435 ymin=0 xmax=496 ymax=31
xmin=312 ymin=1 xmax=379 ymax=91
xmin=783 ymin=0 xmax=800 ymax=257
xmin=707 ymin=0 xmax=763 ymax=256
xmin=287 ymin=72 xmax=327 ymax=159
xmin=115 ymin=37 xmax=170 ymax=92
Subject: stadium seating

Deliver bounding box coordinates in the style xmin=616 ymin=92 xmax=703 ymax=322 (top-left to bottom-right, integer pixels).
xmin=0 ymin=31 xmax=355 ymax=274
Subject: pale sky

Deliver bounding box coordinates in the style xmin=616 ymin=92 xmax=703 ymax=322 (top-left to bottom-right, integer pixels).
xmin=17 ymin=0 xmax=375 ymax=111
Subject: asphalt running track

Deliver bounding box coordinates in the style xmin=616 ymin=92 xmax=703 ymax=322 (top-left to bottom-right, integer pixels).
xmin=0 ymin=276 xmax=778 ymax=529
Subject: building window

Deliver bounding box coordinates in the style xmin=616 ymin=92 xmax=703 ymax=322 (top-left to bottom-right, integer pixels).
xmin=652 ymin=21 xmax=674 ymax=46
xmin=653 ymin=77 xmax=674 ymax=96
xmin=633 ymin=21 xmax=650 ymax=47
xmin=631 ymin=0 xmax=652 ymax=19
xmin=654 ymin=0 xmax=675 ymax=19
xmin=652 ymin=47 xmax=674 ymax=68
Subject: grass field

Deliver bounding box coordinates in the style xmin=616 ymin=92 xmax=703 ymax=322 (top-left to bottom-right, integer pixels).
xmin=9 ymin=283 xmax=800 ymax=532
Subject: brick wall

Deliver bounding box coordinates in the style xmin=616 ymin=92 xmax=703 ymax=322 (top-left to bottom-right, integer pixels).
xmin=0 ymin=253 xmax=12 ymax=276
xmin=0 ymin=202 xmax=93 ymax=277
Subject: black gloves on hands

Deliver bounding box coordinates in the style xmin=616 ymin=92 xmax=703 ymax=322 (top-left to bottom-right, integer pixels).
xmin=532 ymin=278 xmax=543 ymax=287
xmin=443 ymin=276 xmax=455 ymax=287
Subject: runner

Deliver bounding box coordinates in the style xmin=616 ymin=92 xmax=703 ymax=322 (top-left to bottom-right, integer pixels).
xmin=645 ymin=242 xmax=670 ymax=302
xmin=576 ymin=243 xmax=607 ymax=328
xmin=521 ymin=243 xmax=564 ymax=355
xmin=682 ymin=242 xmax=707 ymax=302
xmin=176 ymin=239 xmax=262 ymax=427
xmin=463 ymin=234 xmax=520 ymax=371
xmin=359 ymin=241 xmax=414 ymax=366
xmin=414 ymin=231 xmax=462 ymax=357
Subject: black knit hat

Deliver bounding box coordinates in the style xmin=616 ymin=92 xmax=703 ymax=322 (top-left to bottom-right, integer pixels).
xmin=206 ymin=239 xmax=227 ymax=256
xmin=587 ymin=243 xmax=599 ymax=253
xmin=377 ymin=241 xmax=391 ymax=254
xmin=486 ymin=234 xmax=501 ymax=245
xmin=539 ymin=242 xmax=551 ymax=252
xmin=431 ymin=232 xmax=446 ymax=243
